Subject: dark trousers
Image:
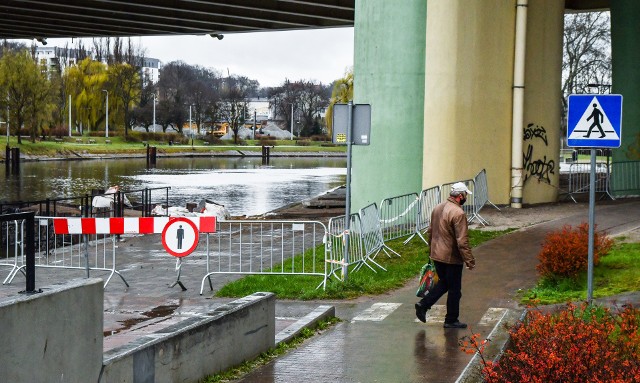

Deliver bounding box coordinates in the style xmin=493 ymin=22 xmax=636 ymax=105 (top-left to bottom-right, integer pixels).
xmin=417 ymin=261 xmax=463 ymax=323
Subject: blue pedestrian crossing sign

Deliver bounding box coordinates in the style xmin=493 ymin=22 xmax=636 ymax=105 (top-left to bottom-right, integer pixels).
xmin=567 ymin=94 xmax=622 ymax=148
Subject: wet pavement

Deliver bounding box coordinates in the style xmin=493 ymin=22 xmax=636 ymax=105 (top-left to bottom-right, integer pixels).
xmin=234 ymin=198 xmax=640 ymax=383
xmin=1 ymin=197 xmax=640 ymax=382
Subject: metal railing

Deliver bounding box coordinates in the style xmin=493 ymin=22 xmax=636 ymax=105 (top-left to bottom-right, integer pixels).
xmin=609 ymin=160 xmax=640 ymax=197
xmin=0 ymin=186 xmax=170 ymax=218
xmin=200 ymin=220 xmax=328 ymax=293
xmin=564 ymin=162 xmax=612 ymax=202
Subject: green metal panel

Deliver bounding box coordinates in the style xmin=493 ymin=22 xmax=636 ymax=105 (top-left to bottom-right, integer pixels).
xmin=351 ymin=0 xmax=426 ymax=212
xmin=611 ymin=0 xmax=640 ymax=195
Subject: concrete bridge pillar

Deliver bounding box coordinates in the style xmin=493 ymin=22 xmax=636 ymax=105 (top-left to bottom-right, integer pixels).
xmin=352 ymin=0 xmax=564 ymax=209
xmin=611 ymin=0 xmax=640 ymax=163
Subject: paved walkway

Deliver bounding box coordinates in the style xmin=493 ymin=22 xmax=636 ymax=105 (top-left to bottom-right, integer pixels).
xmin=235 ymin=199 xmax=640 ymax=383
xmin=1 ymin=199 xmax=639 ymax=382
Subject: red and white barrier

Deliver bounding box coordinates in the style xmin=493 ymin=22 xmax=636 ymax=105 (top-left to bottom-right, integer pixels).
xmin=53 ymin=216 xmax=216 ymax=235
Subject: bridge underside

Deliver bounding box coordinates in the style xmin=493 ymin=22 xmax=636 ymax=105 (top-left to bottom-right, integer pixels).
xmin=0 ymin=0 xmax=354 ymax=40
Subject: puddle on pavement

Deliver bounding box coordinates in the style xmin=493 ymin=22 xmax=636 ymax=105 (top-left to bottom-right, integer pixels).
xmin=104 ymin=304 xmax=179 ymax=337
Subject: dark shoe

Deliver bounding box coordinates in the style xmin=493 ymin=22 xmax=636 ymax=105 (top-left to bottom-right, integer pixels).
xmin=443 ymin=321 xmax=467 ymax=329
xmin=415 ymin=303 xmax=427 ymax=323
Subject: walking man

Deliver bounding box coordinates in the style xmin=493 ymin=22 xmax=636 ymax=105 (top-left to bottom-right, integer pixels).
xmin=584 ymin=103 xmax=606 ymax=138
xmin=415 ymin=182 xmax=475 ymax=328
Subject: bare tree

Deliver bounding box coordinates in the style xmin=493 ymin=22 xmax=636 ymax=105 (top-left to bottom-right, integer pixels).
xmin=219 ymin=75 xmax=256 ymax=143
xmin=157 ymin=61 xmax=196 ymax=133
xmin=562 ymin=11 xmax=611 ymax=115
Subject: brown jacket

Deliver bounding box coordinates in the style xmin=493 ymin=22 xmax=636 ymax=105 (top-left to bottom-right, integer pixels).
xmin=427 ymin=197 xmax=475 ymax=267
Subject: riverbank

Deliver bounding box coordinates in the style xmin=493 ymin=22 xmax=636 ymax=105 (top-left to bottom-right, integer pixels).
xmin=1 ymin=136 xmax=346 ymax=163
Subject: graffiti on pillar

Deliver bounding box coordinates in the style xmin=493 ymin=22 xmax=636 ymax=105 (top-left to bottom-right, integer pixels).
xmin=523 ymin=123 xmax=554 ymax=184
xmin=523 ymin=123 xmax=548 ymax=145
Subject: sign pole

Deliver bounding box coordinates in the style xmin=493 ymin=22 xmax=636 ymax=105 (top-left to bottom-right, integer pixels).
xmin=567 ymin=94 xmax=622 ymax=304
xmin=587 ymin=148 xmax=596 ymax=303
xmin=343 ymin=101 xmax=353 ymax=281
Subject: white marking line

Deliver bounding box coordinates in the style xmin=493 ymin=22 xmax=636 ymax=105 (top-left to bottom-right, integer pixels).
xmin=413 ymin=304 xmax=446 ymax=323
xmin=478 ymin=307 xmax=508 ymax=326
xmin=455 ymin=308 xmax=511 ymax=383
xmin=352 ymin=303 xmax=402 ymax=322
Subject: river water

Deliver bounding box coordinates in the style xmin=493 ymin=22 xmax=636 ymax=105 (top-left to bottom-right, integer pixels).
xmin=1 ymin=157 xmax=347 ymax=216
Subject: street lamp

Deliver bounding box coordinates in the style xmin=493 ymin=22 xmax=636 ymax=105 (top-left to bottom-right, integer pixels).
xmin=102 ymin=90 xmax=109 ymax=138
xmin=290 ymin=103 xmax=295 ymax=140
xmin=152 ymin=93 xmax=157 ymax=133
xmin=189 ymin=104 xmax=193 ymax=148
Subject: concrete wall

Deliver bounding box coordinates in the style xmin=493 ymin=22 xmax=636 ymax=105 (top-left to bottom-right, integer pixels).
xmin=521 ymin=0 xmax=564 ymax=203
xmin=101 ymin=292 xmax=276 ymax=383
xmin=422 ymin=0 xmax=515 ymax=203
xmin=0 ymin=278 xmax=104 ymax=383
xmin=351 ymin=0 xmax=426 ymax=212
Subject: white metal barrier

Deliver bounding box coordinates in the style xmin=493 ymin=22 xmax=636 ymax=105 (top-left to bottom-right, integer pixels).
xmin=405 ymin=186 xmax=441 ymax=245
xmin=1 ymin=220 xmax=24 ymax=284
xmin=358 ymin=203 xmax=398 ymax=265
xmin=325 ymin=214 xmax=370 ymax=281
xmin=379 ymin=193 xmax=420 ymax=243
xmin=470 ymin=169 xmax=501 ymax=225
xmin=2 ymin=217 xmax=128 ymax=288
xmin=609 ymin=161 xmax=640 ymax=197
xmin=200 ymin=220 xmax=329 ymax=293
xmin=565 ymin=162 xmax=612 ymax=202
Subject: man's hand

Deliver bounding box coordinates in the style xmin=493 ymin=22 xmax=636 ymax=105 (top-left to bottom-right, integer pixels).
xmin=465 ymin=262 xmax=475 ymax=270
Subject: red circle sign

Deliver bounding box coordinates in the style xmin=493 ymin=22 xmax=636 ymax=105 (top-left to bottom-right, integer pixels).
xmin=161 ymin=218 xmax=199 ymax=257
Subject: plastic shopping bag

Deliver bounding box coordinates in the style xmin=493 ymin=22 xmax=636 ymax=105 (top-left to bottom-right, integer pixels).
xmin=416 ymin=259 xmax=438 ymax=298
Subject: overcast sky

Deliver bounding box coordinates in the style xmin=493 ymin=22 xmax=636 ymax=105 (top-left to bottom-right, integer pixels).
xmin=20 ymin=27 xmax=354 ymax=88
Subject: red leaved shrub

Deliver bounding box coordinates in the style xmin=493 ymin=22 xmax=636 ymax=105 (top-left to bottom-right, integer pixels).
xmin=476 ymin=303 xmax=640 ymax=383
xmin=536 ymin=222 xmax=613 ymax=278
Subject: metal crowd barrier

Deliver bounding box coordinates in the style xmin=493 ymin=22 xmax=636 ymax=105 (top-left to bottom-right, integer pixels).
xmin=1 ymin=219 xmax=24 ymax=285
xmin=2 ymin=216 xmax=128 ymax=288
xmin=405 ymin=186 xmax=441 ymax=245
xmin=200 ymin=220 xmax=328 ymax=293
xmin=358 ymin=203 xmax=398 ymax=265
xmin=441 ymin=178 xmax=476 ymax=220
xmin=470 ymin=169 xmax=501 ymax=225
xmin=325 ymin=214 xmax=368 ymax=281
xmin=609 ymin=160 xmax=640 ymax=197
xmin=0 ymin=212 xmax=37 ymax=293
xmin=379 ymin=193 xmax=420 ymax=243
xmin=565 ymin=162 xmax=612 ymax=202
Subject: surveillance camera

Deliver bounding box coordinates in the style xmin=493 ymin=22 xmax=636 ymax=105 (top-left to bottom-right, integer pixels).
xmin=210 ymin=33 xmax=224 ymax=40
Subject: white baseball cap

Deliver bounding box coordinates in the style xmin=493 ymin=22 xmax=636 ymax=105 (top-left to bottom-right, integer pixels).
xmin=451 ymin=182 xmax=472 ymax=194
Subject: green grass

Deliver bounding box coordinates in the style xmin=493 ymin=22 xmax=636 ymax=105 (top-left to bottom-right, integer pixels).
xmin=522 ymin=242 xmax=640 ymax=305
xmin=215 ymin=229 xmax=514 ymax=300
xmin=8 ymin=135 xmax=345 ymax=156
xmin=201 ymin=316 xmax=340 ymax=383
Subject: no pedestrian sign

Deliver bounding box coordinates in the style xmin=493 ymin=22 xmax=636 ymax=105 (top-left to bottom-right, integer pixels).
xmin=161 ymin=217 xmax=199 ymax=257
xmin=567 ymin=94 xmax=622 ymax=148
